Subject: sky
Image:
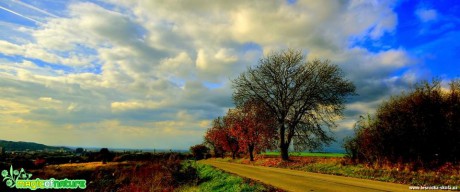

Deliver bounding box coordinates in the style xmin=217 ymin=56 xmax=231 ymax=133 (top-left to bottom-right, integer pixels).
xmin=0 ymin=0 xmax=458 ymax=150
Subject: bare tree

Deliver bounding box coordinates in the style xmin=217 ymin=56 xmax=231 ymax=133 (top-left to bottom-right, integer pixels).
xmin=232 ymin=49 xmax=355 ymax=160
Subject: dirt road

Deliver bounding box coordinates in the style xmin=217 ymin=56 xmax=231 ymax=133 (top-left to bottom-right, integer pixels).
xmin=200 ymin=160 xmax=416 ymax=192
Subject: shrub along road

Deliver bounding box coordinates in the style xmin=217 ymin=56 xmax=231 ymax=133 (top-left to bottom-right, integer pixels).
xmin=200 ymin=159 xmax=418 ymax=192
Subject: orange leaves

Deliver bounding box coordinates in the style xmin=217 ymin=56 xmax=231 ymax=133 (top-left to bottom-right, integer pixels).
xmin=205 ymin=99 xmax=277 ymax=160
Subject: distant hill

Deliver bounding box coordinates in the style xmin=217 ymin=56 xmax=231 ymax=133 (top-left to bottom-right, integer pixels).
xmin=0 ymin=140 xmax=70 ymax=152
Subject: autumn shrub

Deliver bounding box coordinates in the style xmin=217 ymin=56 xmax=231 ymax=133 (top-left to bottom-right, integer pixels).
xmin=117 ymin=156 xmax=198 ymax=191
xmin=344 ymin=79 xmax=460 ymax=169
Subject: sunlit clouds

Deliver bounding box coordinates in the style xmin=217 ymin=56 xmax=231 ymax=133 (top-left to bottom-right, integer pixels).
xmin=0 ymin=0 xmax=458 ymax=149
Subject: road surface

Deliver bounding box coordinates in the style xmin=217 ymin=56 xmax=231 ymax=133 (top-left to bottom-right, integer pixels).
xmin=200 ymin=160 xmax=417 ymax=192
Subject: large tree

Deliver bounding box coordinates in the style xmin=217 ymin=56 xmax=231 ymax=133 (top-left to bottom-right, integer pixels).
xmin=232 ymin=49 xmax=355 ymax=160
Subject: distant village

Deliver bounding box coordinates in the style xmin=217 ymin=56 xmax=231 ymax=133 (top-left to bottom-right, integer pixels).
xmin=0 ymin=143 xmax=189 ymax=172
xmin=1 ymin=146 xmax=91 ymax=169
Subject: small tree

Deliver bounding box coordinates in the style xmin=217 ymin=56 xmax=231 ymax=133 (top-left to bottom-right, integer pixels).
xmin=233 ymin=49 xmax=355 ymax=160
xmin=227 ymin=99 xmax=277 ymax=161
xmin=190 ymin=144 xmax=209 ymax=160
xmin=99 ymin=148 xmax=110 ymax=164
xmin=204 ymin=137 xmax=225 ymax=158
xmin=205 ymin=117 xmax=240 ymax=159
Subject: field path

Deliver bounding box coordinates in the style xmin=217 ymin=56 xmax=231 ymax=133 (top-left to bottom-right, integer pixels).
xmin=200 ymin=159 xmax=415 ymax=192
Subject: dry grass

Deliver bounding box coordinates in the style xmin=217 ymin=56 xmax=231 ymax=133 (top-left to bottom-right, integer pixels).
xmin=45 ymin=162 xmax=129 ymax=172
xmin=28 ymin=157 xmax=198 ymax=192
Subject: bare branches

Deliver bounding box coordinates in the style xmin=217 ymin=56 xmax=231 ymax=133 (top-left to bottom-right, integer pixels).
xmin=232 ymin=49 xmax=356 ymax=160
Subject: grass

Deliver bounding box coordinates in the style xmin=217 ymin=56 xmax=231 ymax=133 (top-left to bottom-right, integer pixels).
xmin=262 ymin=151 xmax=345 ymax=158
xmin=178 ymin=161 xmax=275 ymax=192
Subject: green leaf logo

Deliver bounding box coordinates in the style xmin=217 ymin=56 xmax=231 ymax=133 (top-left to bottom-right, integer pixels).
xmin=1 ymin=165 xmax=33 ymax=188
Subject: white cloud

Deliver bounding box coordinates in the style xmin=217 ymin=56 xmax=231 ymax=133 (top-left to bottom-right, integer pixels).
xmin=158 ymin=52 xmax=194 ymax=79
xmin=0 ymin=99 xmax=30 ymax=114
xmin=0 ymin=0 xmax=415 ymax=149
xmin=416 ymin=8 xmax=438 ymax=22
xmin=0 ymin=40 xmax=23 ymax=55
xmin=111 ymin=100 xmax=169 ymax=112
xmin=38 ymin=97 xmax=62 ymax=103
xmin=377 ymin=49 xmax=411 ymax=67
xmin=196 ymin=48 xmax=238 ymax=74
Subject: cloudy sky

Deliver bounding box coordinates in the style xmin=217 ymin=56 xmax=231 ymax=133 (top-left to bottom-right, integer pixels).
xmin=0 ymin=0 xmax=458 ymax=150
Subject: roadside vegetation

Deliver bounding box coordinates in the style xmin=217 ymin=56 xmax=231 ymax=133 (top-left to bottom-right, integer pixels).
xmin=344 ymin=79 xmax=460 ymax=169
xmin=179 ymin=162 xmax=281 ymax=192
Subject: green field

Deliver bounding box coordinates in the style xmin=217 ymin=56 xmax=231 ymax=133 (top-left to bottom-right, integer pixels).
xmin=178 ymin=162 xmax=269 ymax=192
xmin=262 ymin=151 xmax=345 ymax=157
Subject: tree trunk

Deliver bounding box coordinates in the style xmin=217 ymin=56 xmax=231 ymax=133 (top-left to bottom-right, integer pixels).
xmin=279 ymin=122 xmax=289 ymax=161
xmin=280 ymin=143 xmax=289 ymax=161
xmin=248 ymin=144 xmax=255 ymax=161
xmin=232 ymin=151 xmax=236 ymax=159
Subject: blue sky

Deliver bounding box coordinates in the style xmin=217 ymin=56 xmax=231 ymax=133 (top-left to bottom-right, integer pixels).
xmin=0 ymin=0 xmax=458 ymax=150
